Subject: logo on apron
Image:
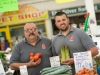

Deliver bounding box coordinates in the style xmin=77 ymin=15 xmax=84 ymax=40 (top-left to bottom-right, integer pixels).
xmin=70 ymin=36 xmax=74 ymax=41
xmin=41 ymin=43 xmax=46 ymax=49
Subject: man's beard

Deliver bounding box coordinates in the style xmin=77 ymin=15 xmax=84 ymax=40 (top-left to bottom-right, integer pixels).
xmin=60 ymin=25 xmax=69 ymax=32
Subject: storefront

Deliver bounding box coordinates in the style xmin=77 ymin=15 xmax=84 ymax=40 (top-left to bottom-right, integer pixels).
xmin=49 ymin=3 xmax=100 ymax=35
xmin=0 ymin=10 xmax=49 ymax=50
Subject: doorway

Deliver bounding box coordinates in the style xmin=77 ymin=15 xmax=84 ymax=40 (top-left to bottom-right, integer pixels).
xmin=0 ymin=28 xmax=7 ymax=51
xmin=0 ymin=27 xmax=11 ymax=50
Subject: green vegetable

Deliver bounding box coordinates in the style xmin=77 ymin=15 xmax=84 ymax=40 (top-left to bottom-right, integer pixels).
xmin=61 ymin=46 xmax=66 ymax=62
xmin=0 ymin=52 xmax=6 ymax=61
xmin=57 ymin=74 xmax=71 ymax=75
xmin=41 ymin=66 xmax=64 ymax=75
xmin=42 ymin=65 xmax=71 ymax=75
xmin=65 ymin=46 xmax=70 ymax=60
xmin=41 ymin=66 xmax=62 ymax=72
xmin=93 ymin=55 xmax=100 ymax=67
xmin=61 ymin=46 xmax=70 ymax=62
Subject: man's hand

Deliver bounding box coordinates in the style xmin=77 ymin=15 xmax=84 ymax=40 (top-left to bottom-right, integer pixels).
xmin=61 ymin=58 xmax=74 ymax=65
xmin=28 ymin=58 xmax=41 ymax=67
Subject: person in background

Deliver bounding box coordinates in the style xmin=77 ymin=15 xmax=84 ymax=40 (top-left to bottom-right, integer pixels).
xmin=52 ymin=12 xmax=98 ymax=75
xmin=15 ymin=37 xmax=19 ymax=45
xmin=10 ymin=22 xmax=54 ymax=75
xmin=38 ymin=31 xmax=42 ymax=36
xmin=4 ymin=39 xmax=9 ymax=50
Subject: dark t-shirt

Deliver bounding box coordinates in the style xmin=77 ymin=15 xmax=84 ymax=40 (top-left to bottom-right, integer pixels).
xmin=10 ymin=36 xmax=53 ymax=75
xmin=52 ymin=26 xmax=96 ymax=75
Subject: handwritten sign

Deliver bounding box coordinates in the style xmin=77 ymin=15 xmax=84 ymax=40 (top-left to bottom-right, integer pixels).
xmin=73 ymin=51 xmax=93 ymax=73
xmin=49 ymin=56 xmax=60 ymax=67
xmin=0 ymin=0 xmax=18 ymax=12
xmin=0 ymin=59 xmax=6 ymax=75
xmin=55 ymin=0 xmax=75 ymax=4
xmin=19 ymin=65 xmax=28 ymax=75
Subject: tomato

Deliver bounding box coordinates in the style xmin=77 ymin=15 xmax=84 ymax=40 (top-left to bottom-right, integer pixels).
xmin=80 ymin=69 xmax=85 ymax=74
xmin=33 ymin=55 xmax=39 ymax=61
xmin=30 ymin=56 xmax=34 ymax=61
xmin=35 ymin=53 xmax=42 ymax=57
xmin=30 ymin=52 xmax=34 ymax=57
xmin=85 ymin=68 xmax=90 ymax=73
xmin=77 ymin=71 xmax=82 ymax=75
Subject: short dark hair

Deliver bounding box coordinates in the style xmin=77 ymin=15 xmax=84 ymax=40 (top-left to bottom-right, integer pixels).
xmin=54 ymin=12 xmax=68 ymax=20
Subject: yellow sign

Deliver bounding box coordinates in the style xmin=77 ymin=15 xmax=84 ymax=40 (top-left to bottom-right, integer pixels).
xmin=0 ymin=11 xmax=48 ymax=25
xmin=0 ymin=0 xmax=18 ymax=12
xmin=56 ymin=0 xmax=75 ymax=3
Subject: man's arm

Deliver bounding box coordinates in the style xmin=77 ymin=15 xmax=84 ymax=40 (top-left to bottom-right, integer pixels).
xmin=78 ymin=30 xmax=99 ymax=56
xmin=9 ymin=62 xmax=30 ymax=70
xmin=10 ymin=42 xmax=41 ymax=70
xmin=88 ymin=46 xmax=98 ymax=57
xmin=10 ymin=58 xmax=41 ymax=70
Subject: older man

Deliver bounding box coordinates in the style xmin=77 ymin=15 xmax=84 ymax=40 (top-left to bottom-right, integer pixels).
xmin=10 ymin=22 xmax=54 ymax=75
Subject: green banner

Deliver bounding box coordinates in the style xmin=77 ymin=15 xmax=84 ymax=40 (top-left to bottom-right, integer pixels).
xmin=49 ymin=4 xmax=100 ymax=18
xmin=0 ymin=0 xmax=18 ymax=12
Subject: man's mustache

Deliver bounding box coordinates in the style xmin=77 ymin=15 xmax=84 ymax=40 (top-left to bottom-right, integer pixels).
xmin=29 ymin=33 xmax=35 ymax=36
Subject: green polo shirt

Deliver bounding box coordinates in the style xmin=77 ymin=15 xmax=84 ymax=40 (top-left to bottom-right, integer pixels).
xmin=52 ymin=26 xmax=96 ymax=75
xmin=10 ymin=36 xmax=53 ymax=75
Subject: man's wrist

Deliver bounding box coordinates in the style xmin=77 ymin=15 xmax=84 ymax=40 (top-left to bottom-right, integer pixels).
xmin=26 ymin=62 xmax=31 ymax=67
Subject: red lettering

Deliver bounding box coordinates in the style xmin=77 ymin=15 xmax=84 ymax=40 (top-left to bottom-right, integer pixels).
xmin=32 ymin=13 xmax=37 ymax=17
xmin=25 ymin=14 xmax=31 ymax=19
xmin=18 ymin=15 xmax=24 ymax=20
xmin=38 ymin=12 xmax=44 ymax=16
xmin=8 ymin=16 xmax=12 ymax=21
xmin=1 ymin=17 xmax=7 ymax=22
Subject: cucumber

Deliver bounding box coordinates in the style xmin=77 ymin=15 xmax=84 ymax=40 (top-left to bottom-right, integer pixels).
xmin=66 ymin=70 xmax=72 ymax=75
xmin=42 ymin=65 xmax=71 ymax=75
xmin=41 ymin=66 xmax=62 ymax=72
xmin=57 ymin=74 xmax=72 ymax=75
xmin=56 ymin=72 xmax=72 ymax=75
xmin=41 ymin=66 xmax=64 ymax=75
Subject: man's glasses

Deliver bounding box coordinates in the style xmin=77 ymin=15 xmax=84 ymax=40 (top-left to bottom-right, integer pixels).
xmin=24 ymin=28 xmax=37 ymax=33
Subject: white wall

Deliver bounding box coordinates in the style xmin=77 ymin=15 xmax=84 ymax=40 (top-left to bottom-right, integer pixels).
xmin=0 ymin=0 xmax=99 ymax=15
xmin=28 ymin=0 xmax=99 ymax=11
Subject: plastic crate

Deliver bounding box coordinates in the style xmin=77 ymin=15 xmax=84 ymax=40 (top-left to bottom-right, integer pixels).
xmin=97 ymin=65 xmax=100 ymax=75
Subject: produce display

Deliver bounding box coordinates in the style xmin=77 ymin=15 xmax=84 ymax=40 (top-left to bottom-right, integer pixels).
xmin=29 ymin=52 xmax=42 ymax=61
xmin=0 ymin=52 xmax=6 ymax=61
xmin=93 ymin=55 xmax=100 ymax=67
xmin=40 ymin=65 xmax=72 ymax=75
xmin=93 ymin=55 xmax=100 ymax=75
xmin=61 ymin=46 xmax=70 ymax=62
xmin=75 ymin=68 xmax=98 ymax=75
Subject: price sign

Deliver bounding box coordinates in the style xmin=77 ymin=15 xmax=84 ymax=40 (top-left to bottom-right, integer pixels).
xmin=0 ymin=59 xmax=6 ymax=75
xmin=19 ymin=65 xmax=28 ymax=75
xmin=73 ymin=51 xmax=93 ymax=73
xmin=49 ymin=56 xmax=60 ymax=67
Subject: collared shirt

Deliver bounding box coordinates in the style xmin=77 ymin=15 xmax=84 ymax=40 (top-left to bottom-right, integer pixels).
xmin=10 ymin=36 xmax=53 ymax=75
xmin=52 ymin=26 xmax=96 ymax=75
xmin=52 ymin=26 xmax=95 ymax=57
